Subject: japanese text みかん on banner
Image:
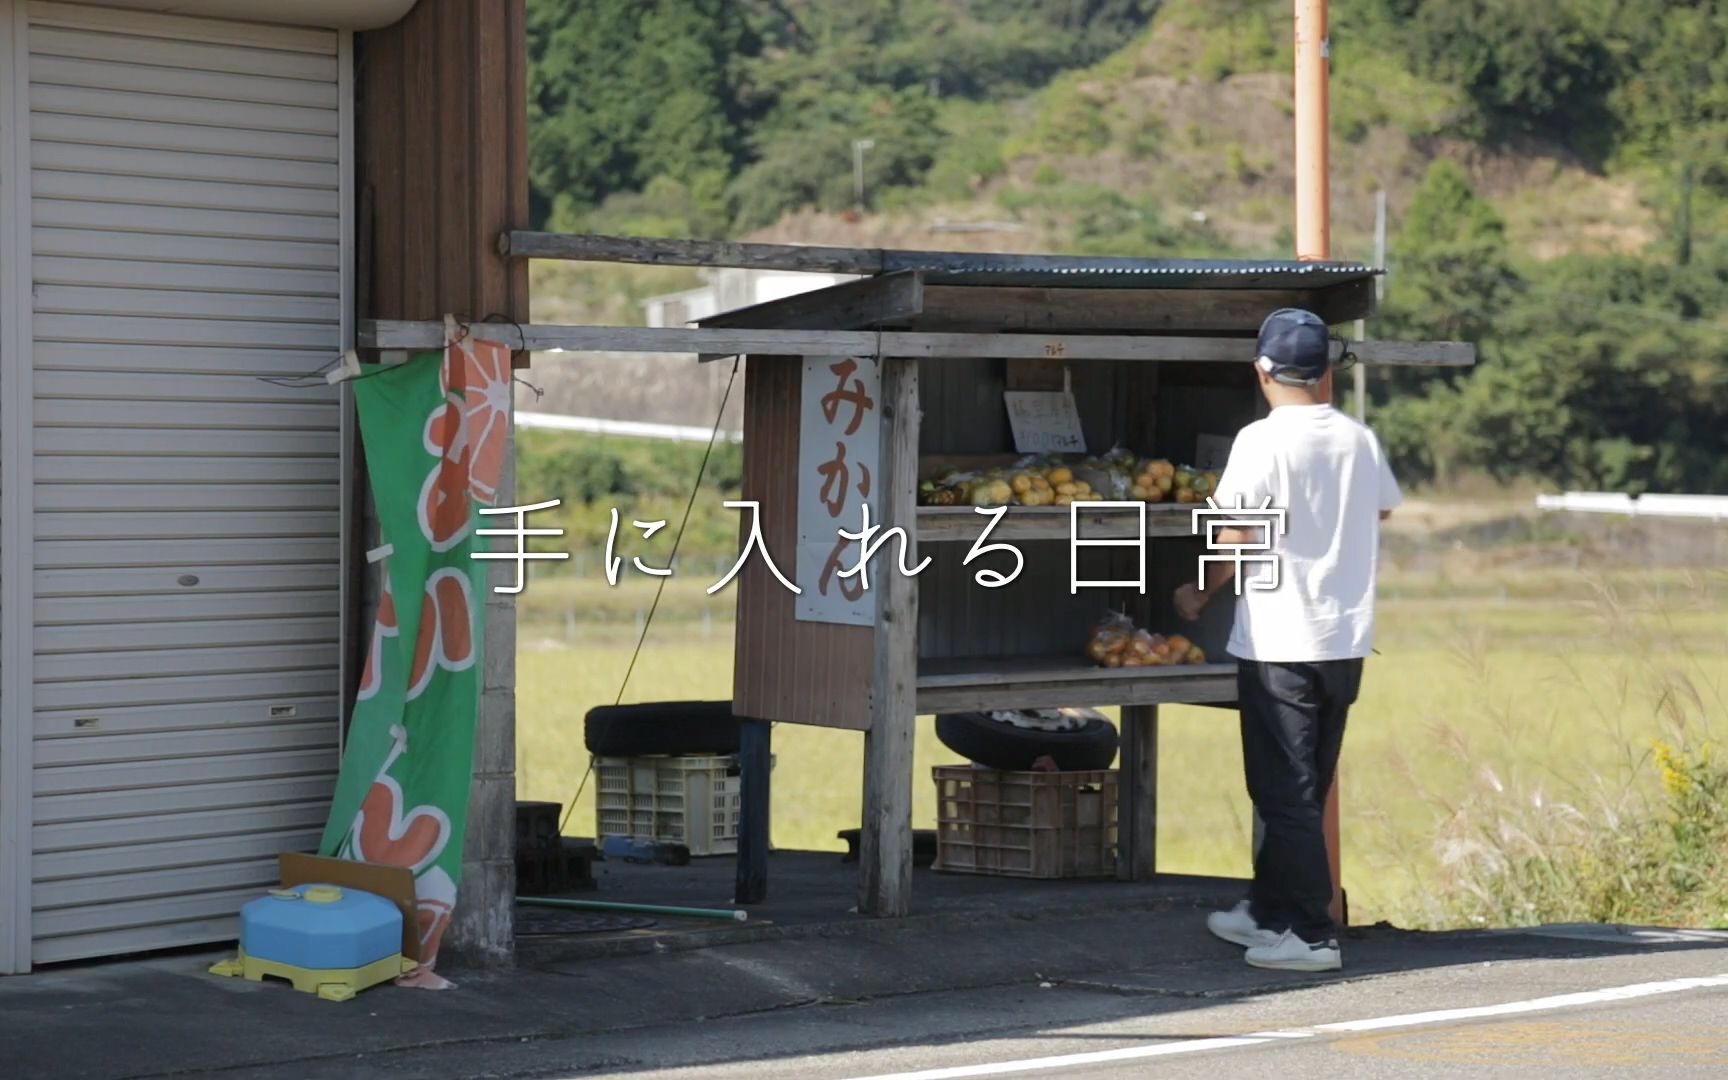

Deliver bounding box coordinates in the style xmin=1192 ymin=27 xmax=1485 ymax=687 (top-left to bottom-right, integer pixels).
xmin=795 ymin=355 xmax=882 ymax=626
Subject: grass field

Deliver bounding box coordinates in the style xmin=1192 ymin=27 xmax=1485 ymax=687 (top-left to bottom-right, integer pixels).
xmin=515 ymin=559 xmax=1728 ymax=929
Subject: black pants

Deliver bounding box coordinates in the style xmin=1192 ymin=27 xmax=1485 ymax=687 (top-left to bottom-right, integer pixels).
xmin=1238 ymin=658 xmax=1363 ymax=944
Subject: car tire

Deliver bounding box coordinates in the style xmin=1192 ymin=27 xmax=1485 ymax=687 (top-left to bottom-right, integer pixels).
xmin=934 ymin=711 xmax=1119 ymax=772
xmin=584 ymin=701 xmax=741 ymax=757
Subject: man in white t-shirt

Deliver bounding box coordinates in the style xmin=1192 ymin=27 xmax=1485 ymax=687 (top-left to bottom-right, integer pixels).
xmin=1173 ymin=308 xmax=1402 ymax=973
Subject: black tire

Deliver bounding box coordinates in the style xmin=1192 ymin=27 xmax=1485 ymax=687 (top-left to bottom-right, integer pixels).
xmin=935 ymin=711 xmax=1119 ymax=771
xmin=584 ymin=701 xmax=741 ymax=757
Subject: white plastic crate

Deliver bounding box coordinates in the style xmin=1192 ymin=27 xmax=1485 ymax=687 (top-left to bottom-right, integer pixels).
xmin=594 ymin=755 xmax=742 ymax=856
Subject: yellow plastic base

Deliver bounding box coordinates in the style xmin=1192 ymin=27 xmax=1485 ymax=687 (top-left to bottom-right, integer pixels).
xmin=209 ymin=950 xmax=417 ymax=1002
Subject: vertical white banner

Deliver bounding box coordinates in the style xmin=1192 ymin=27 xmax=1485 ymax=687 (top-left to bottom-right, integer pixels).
xmin=795 ymin=355 xmax=882 ymax=626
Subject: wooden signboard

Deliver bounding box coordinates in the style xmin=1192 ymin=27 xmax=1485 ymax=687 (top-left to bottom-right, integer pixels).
xmin=795 ymin=355 xmax=883 ymax=627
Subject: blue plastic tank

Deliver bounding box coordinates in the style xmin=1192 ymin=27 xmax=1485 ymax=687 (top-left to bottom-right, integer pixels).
xmin=239 ymin=883 xmax=403 ymax=971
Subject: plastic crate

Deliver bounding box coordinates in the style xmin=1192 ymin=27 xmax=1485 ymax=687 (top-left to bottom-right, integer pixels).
xmin=595 ymin=755 xmax=741 ymax=856
xmin=932 ymin=766 xmax=1118 ymax=879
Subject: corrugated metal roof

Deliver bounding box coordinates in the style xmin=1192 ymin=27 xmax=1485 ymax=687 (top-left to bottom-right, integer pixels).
xmin=884 ymin=256 xmax=1380 ymax=290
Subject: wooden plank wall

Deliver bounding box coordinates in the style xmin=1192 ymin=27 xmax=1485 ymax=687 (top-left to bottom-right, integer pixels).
xmin=918 ymin=358 xmax=1125 ymax=457
xmin=356 ymin=0 xmax=530 ymax=360
xmin=917 ymin=540 xmax=1105 ymax=660
xmin=732 ymin=357 xmax=875 ymax=731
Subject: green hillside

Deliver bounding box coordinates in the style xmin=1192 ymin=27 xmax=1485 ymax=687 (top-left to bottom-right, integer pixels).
xmin=526 ymin=0 xmax=1728 ymax=494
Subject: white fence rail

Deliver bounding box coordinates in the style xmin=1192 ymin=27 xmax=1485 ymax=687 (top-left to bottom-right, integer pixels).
xmin=515 ymin=410 xmax=741 ymax=444
xmin=1536 ymin=492 xmax=1728 ymax=521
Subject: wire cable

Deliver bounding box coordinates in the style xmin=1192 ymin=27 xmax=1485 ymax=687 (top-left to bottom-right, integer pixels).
xmin=557 ymin=356 xmax=744 ymax=835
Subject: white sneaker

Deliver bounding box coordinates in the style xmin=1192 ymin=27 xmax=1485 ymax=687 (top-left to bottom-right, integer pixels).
xmin=1244 ymin=929 xmax=1341 ymax=972
xmin=1206 ymin=900 xmax=1279 ymax=948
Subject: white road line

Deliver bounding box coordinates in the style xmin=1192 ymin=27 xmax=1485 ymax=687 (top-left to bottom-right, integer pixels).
xmin=1312 ymin=973 xmax=1728 ymax=1033
xmin=833 ymin=1038 xmax=1277 ymax=1080
xmin=836 ymin=972 xmax=1728 ymax=1080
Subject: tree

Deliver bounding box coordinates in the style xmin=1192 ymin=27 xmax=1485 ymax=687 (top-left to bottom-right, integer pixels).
xmin=526 ymin=0 xmax=759 ymax=229
xmin=1334 ymin=0 xmax=1614 ymax=152
xmin=1611 ymin=3 xmax=1728 ymax=266
xmin=729 ymin=86 xmax=944 ymax=229
xmin=1379 ymin=252 xmax=1728 ymax=492
xmin=1453 ymin=266 xmax=1728 ymax=492
xmin=1381 ymin=161 xmax=1518 ymax=347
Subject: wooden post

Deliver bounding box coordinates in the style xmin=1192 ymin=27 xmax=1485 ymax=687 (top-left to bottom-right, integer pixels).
xmin=1116 ymin=705 xmax=1159 ymax=881
xmin=357 ymin=0 xmax=529 ymax=967
xmin=859 ymin=356 xmax=921 ymax=917
xmin=734 ymin=718 xmax=772 ymax=906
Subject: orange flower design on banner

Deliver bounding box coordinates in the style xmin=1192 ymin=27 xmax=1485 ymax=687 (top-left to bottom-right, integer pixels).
xmin=418 ymin=339 xmax=512 ymax=549
xmin=349 ymin=725 xmax=452 ymax=878
xmin=356 ymin=576 xmax=399 ymax=703
xmin=407 ymin=567 xmax=477 ymax=702
xmin=420 ymin=392 xmax=472 ymax=551
xmin=459 ymin=338 xmax=510 ymax=506
xmin=354 ymin=776 xmax=448 ymax=874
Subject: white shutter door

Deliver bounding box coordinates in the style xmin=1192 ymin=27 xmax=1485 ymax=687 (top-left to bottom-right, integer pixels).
xmin=25 ymin=3 xmax=345 ymax=964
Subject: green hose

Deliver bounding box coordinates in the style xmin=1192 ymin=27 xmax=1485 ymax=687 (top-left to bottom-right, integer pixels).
xmin=518 ymin=895 xmax=748 ymax=922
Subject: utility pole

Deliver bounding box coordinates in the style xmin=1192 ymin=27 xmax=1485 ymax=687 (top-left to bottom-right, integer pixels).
xmin=1294 ymin=0 xmax=1329 ymax=265
xmin=1374 ymin=187 xmax=1388 ymax=301
xmin=852 ymin=138 xmax=875 ymax=215
xmin=1352 ymin=188 xmax=1386 ymax=422
xmin=1292 ymin=0 xmax=1347 ymax=928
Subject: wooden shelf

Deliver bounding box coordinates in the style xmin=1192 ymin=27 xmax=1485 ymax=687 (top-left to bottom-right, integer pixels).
xmin=917 ymin=504 xmax=1200 ymax=543
xmin=916 ymin=655 xmax=1238 ymax=713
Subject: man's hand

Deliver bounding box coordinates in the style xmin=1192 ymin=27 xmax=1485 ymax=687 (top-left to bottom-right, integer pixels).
xmin=1173 ymin=582 xmax=1206 ymax=622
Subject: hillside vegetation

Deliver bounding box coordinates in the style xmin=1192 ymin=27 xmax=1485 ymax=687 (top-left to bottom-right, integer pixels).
xmin=526 ymin=0 xmax=1728 ymax=494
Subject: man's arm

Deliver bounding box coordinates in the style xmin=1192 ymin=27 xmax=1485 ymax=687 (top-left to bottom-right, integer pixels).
xmin=1203 ymin=525 xmax=1259 ymax=591
xmin=1174 ymin=525 xmax=1257 ymax=620
xmin=1178 ymin=426 xmax=1274 ymax=621
xmin=1375 ymin=435 xmax=1402 ymax=521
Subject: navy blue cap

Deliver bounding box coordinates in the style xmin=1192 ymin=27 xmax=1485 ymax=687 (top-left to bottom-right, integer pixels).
xmin=1255 ymin=308 xmax=1331 ymax=386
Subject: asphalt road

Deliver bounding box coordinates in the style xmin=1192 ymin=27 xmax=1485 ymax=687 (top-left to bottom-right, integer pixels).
xmin=582 ymin=945 xmax=1728 ymax=1080
xmin=24 ymin=917 xmax=1723 ymax=1079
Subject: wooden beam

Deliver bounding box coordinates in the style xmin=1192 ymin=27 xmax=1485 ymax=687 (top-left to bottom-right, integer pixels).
xmin=913 ymin=660 xmax=1239 ymax=713
xmin=361 ymin=320 xmax=1476 ymax=367
xmin=1312 ymin=276 xmax=1377 ymax=324
xmin=700 ymin=271 xmax=925 ymax=330
xmin=1349 ymin=340 xmax=1475 ymax=366
xmin=916 ymin=675 xmax=1235 ymax=713
xmin=918 ymin=505 xmax=1197 ymax=544
xmin=500 ymin=231 xmax=884 ymax=274
xmin=1116 ymin=705 xmax=1159 ymax=882
xmin=360 ymin=320 xmax=1237 ymax=360
xmin=916 ymin=286 xmax=1313 ymax=334
xmin=859 ymin=356 xmax=921 ymax=918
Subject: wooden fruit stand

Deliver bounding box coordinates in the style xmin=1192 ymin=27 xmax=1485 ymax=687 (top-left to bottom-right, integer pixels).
xmin=705 ymin=250 xmax=1456 ymax=917
xmin=363 ymin=232 xmax=1475 ymax=919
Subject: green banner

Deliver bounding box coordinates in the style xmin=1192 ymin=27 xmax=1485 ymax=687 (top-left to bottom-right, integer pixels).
xmin=319 ymin=333 xmax=511 ymax=975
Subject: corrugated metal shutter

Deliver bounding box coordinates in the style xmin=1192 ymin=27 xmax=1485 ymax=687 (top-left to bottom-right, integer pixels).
xmin=25 ymin=2 xmax=345 ymax=964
